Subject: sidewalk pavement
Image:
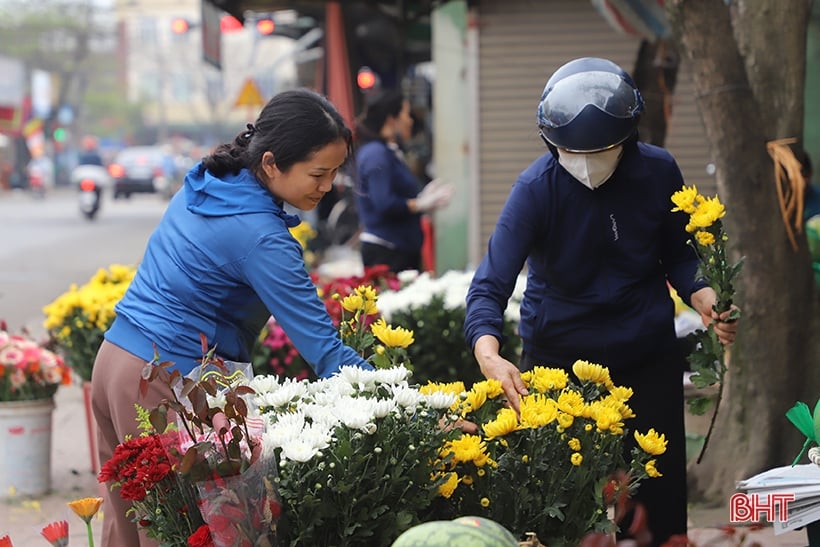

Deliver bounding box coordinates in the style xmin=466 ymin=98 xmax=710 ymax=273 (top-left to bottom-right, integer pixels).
xmin=0 ymin=382 xmax=813 ymax=546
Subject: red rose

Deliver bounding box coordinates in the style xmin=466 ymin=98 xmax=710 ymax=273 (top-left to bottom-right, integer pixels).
xmin=188 ymin=524 xmax=214 ymax=547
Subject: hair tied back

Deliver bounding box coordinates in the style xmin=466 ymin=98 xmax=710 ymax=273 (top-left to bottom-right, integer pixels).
xmin=244 ymin=123 xmax=257 ymax=139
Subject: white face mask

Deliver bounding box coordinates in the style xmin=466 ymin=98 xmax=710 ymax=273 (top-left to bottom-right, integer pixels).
xmin=557 ymin=145 xmax=624 ymax=190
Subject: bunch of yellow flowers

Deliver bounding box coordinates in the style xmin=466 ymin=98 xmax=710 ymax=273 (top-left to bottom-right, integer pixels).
xmin=422 ymin=360 xmax=665 ymax=546
xmin=42 ymin=264 xmax=136 ymax=382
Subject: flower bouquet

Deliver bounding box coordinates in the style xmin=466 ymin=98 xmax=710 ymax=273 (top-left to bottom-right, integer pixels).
xmin=670 ymin=185 xmax=743 ymax=461
xmin=42 ymin=264 xmax=136 ymax=382
xmin=0 ymin=323 xmax=71 ymax=402
xmin=421 ymin=360 xmax=665 ymax=546
xmin=99 ymin=335 xmax=280 ymax=547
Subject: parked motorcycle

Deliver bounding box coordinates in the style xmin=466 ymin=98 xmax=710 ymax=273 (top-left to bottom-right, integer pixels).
xmin=70 ymin=164 xmax=111 ymax=220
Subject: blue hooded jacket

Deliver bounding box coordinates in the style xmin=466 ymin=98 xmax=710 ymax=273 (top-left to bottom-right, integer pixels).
xmin=464 ymin=142 xmax=708 ymax=371
xmin=106 ymin=162 xmax=370 ymax=376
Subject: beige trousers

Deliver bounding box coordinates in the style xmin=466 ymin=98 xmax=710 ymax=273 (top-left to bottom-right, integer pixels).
xmin=91 ymin=340 xmax=172 ymax=547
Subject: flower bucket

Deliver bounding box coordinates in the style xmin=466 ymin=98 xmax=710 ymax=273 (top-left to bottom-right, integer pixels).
xmin=0 ymin=398 xmax=54 ymax=497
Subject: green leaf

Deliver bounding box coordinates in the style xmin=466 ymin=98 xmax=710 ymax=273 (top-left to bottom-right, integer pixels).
xmin=814 ymin=398 xmax=820 ymax=444
xmin=786 ymin=401 xmax=815 ymax=440
xmin=687 ymin=396 xmax=713 ymax=415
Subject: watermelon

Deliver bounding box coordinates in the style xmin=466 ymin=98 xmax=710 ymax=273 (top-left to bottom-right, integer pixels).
xmin=391 ymin=517 xmax=519 ymax=547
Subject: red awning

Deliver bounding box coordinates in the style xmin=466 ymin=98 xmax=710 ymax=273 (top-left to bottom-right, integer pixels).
xmin=323 ymin=1 xmax=354 ymax=129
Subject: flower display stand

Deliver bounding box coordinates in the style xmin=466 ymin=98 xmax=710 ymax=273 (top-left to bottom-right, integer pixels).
xmin=0 ymin=398 xmax=55 ymax=497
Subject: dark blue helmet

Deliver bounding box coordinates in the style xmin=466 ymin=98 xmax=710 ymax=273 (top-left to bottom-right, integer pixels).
xmin=536 ymin=57 xmax=644 ymax=152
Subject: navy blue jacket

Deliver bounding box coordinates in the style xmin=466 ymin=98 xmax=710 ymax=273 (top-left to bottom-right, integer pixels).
xmin=106 ymin=162 xmax=370 ymax=376
xmin=354 ymin=140 xmax=423 ymax=253
xmin=464 ymin=142 xmax=707 ymax=371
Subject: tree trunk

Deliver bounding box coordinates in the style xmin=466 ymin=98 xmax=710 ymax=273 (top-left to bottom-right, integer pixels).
xmin=632 ymin=38 xmax=680 ymax=147
xmin=667 ymin=0 xmax=820 ymax=503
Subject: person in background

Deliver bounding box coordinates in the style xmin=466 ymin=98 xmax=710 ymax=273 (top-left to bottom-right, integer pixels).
xmin=798 ymin=150 xmax=820 ymax=220
xmin=92 ymin=89 xmax=374 ymax=547
xmin=463 ymin=57 xmax=739 ymax=546
xmin=77 ymin=135 xmax=104 ymax=166
xmin=353 ymin=89 xmax=454 ymax=273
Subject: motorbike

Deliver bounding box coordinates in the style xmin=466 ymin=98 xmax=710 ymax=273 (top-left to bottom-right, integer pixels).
xmin=70 ymin=164 xmax=111 ymax=220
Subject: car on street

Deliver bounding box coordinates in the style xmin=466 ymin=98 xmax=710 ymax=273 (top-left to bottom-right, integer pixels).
xmin=108 ymin=145 xmax=175 ymax=199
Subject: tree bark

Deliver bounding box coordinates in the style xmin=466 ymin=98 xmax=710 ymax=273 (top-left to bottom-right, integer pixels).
xmin=667 ymin=0 xmax=820 ymax=503
xmin=632 ymin=38 xmax=680 ymax=147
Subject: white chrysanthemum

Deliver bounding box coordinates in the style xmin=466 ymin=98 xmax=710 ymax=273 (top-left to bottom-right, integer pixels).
xmin=423 ymin=390 xmax=459 ymax=410
xmin=302 ymin=422 xmax=334 ymax=450
xmin=371 ymin=398 xmax=399 ymax=418
xmin=336 ymin=365 xmax=378 ymax=391
xmin=392 ymin=385 xmax=423 ymax=408
xmin=397 ymin=269 xmax=421 ymax=284
xmin=373 ymin=365 xmax=412 ymax=386
xmin=264 ymin=416 xmax=305 ymax=449
xmin=280 ymin=438 xmax=321 ymax=462
xmin=302 ymin=403 xmax=341 ymax=428
xmin=254 ymin=377 xmax=308 ymax=407
xmin=306 ymin=376 xmax=335 ymax=394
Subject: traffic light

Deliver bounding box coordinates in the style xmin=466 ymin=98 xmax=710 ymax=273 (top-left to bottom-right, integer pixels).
xmin=357 ymin=67 xmax=379 ymax=92
xmin=171 ymin=17 xmax=192 ymax=34
xmin=256 ymin=17 xmax=275 ymax=36
xmin=52 ymin=127 xmax=67 ymax=143
xmin=220 ymin=14 xmax=243 ymax=33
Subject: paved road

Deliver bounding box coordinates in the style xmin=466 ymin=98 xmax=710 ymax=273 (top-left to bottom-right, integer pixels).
xmin=1 ymin=186 xmax=169 ymax=337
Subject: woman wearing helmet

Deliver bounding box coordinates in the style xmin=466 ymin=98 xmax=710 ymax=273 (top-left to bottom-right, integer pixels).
xmin=464 ymin=57 xmax=739 ymax=546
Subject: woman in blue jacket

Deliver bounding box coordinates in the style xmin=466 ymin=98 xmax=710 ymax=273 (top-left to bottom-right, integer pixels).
xmin=92 ymin=89 xmax=372 ymax=547
xmin=464 ymin=58 xmax=739 ymax=546
xmin=354 ymin=90 xmax=453 ymax=273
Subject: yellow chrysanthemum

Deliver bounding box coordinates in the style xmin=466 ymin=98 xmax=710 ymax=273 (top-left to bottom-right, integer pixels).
xmin=460 ymin=387 xmax=488 ymax=416
xmin=67 ymin=497 xmax=103 ymax=523
xmin=607 ymin=385 xmax=633 ymax=402
xmin=571 ymin=452 xmax=583 ymax=466
xmin=572 ymin=360 xmax=613 ymax=388
xmin=568 ymin=437 xmax=581 ymax=451
xmin=288 ymin=221 xmax=316 ymax=249
xmin=557 ymin=389 xmax=585 ymax=416
xmin=645 ymin=459 xmax=663 ymax=478
xmin=670 ymin=185 xmax=700 ymax=214
xmin=556 ymin=412 xmax=574 ymax=429
xmin=522 ymin=366 xmax=568 ymax=392
xmin=369 ymin=319 xmax=414 ymax=348
xmin=472 ymin=379 xmax=504 ymax=400
xmin=441 ymin=435 xmax=490 ymax=466
xmin=480 ymin=497 xmax=490 ymax=507
xmin=437 ymin=472 xmax=460 ymax=498
xmin=695 ymin=230 xmax=716 ymax=246
xmin=590 ymin=404 xmax=624 ymax=434
xmin=483 ymin=408 xmax=519 ymax=438
xmin=518 ymin=393 xmax=559 ymax=428
xmin=634 ymin=429 xmax=668 ymax=456
xmin=688 ymin=196 xmax=726 ymax=231
xmin=340 ymin=293 xmax=363 ymax=313
xmin=419 ymin=381 xmax=466 ymax=397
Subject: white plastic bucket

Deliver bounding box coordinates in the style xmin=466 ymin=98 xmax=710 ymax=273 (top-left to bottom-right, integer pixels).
xmin=0 ymin=398 xmax=54 ymax=497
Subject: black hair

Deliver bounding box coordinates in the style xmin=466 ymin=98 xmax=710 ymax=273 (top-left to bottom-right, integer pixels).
xmin=355 ymin=89 xmax=406 ymax=144
xmin=202 ymin=88 xmax=353 ymax=178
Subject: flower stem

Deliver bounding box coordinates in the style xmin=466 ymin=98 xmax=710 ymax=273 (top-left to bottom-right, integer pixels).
xmin=696 ymin=377 xmax=723 ymax=464
xmin=86 ymin=521 xmax=95 ymax=547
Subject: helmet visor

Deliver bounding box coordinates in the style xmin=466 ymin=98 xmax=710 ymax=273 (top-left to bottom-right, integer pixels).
xmin=539 ymin=71 xmax=643 ymax=128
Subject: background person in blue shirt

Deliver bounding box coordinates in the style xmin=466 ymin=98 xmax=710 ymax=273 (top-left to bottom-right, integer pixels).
xmin=92 ymin=89 xmax=373 ymax=547
xmin=354 ymin=89 xmax=453 ymax=273
xmin=464 ymin=58 xmax=739 ymax=546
